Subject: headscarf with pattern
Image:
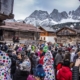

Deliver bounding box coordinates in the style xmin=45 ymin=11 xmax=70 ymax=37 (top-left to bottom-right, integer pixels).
xmin=43 ymin=50 xmax=55 ymax=80
xmin=0 ymin=50 xmax=12 ymax=80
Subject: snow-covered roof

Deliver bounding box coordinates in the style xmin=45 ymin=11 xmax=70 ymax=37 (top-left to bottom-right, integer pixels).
xmin=40 ymin=26 xmax=56 ymax=32
xmin=56 ymin=26 xmax=80 ymax=34
xmin=0 ymin=22 xmax=42 ymax=32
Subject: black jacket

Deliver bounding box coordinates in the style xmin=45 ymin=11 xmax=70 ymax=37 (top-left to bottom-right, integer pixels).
xmin=72 ymin=66 xmax=79 ymax=80
xmin=13 ymin=69 xmax=29 ymax=80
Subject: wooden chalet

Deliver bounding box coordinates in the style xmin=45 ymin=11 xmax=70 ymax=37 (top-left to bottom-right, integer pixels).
xmin=39 ymin=26 xmax=56 ymax=43
xmin=56 ymin=27 xmax=80 ymax=45
xmin=0 ymin=22 xmax=42 ymax=41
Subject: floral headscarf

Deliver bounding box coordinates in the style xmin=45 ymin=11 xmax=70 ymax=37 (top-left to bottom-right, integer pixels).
xmin=0 ymin=51 xmax=12 ymax=80
xmin=43 ymin=51 xmax=55 ymax=80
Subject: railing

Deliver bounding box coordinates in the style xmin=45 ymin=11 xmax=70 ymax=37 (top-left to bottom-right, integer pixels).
xmin=57 ymin=33 xmax=76 ymax=36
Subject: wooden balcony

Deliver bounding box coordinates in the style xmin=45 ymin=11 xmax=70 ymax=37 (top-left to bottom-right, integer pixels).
xmin=57 ymin=33 xmax=77 ymax=36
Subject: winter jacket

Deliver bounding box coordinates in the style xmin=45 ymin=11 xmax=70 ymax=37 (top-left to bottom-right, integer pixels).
xmin=19 ymin=59 xmax=31 ymax=72
xmin=39 ymin=56 xmax=44 ymax=65
xmin=13 ymin=69 xmax=29 ymax=80
xmin=30 ymin=55 xmax=39 ymax=68
xmin=55 ymin=53 xmax=63 ymax=66
xmin=56 ymin=62 xmax=62 ymax=71
xmin=13 ymin=57 xmax=31 ymax=80
xmin=51 ymin=50 xmax=57 ymax=58
xmin=30 ymin=55 xmax=39 ymax=74
xmin=57 ymin=66 xmax=72 ymax=80
xmin=72 ymin=66 xmax=79 ymax=80
xmin=70 ymin=52 xmax=75 ymax=62
xmin=10 ymin=54 xmax=17 ymax=74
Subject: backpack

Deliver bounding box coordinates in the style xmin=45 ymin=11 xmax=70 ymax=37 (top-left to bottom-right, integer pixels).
xmin=27 ymin=75 xmax=35 ymax=80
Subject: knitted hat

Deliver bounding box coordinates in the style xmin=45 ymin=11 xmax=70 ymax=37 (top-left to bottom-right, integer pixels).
xmin=63 ymin=59 xmax=70 ymax=67
xmin=35 ymin=64 xmax=45 ymax=78
xmin=43 ymin=46 xmax=48 ymax=53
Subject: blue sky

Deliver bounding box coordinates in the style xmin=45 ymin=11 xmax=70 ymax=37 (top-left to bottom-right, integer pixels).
xmin=13 ymin=0 xmax=80 ymax=20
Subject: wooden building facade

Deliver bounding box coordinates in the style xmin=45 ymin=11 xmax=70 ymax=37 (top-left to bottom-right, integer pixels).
xmin=0 ymin=22 xmax=41 ymax=41
xmin=39 ymin=27 xmax=56 ymax=43
xmin=56 ymin=27 xmax=80 ymax=45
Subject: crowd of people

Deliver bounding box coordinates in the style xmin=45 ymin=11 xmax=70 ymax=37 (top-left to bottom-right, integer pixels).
xmin=0 ymin=42 xmax=80 ymax=80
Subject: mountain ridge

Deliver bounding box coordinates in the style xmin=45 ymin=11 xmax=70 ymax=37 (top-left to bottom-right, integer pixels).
xmin=5 ymin=6 xmax=80 ymax=27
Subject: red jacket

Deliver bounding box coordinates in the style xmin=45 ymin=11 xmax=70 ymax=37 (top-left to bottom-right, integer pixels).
xmin=56 ymin=62 xmax=62 ymax=71
xmin=57 ymin=66 xmax=72 ymax=80
xmin=39 ymin=56 xmax=44 ymax=65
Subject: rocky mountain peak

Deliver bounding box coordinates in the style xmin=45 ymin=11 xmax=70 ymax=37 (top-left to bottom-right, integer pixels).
xmin=60 ymin=11 xmax=68 ymax=19
xmin=29 ymin=10 xmax=50 ymax=20
xmin=50 ymin=9 xmax=61 ymax=22
xmin=50 ymin=9 xmax=68 ymax=22
xmin=51 ymin=9 xmax=59 ymax=14
xmin=76 ymin=5 xmax=80 ymax=11
xmin=71 ymin=5 xmax=80 ymax=19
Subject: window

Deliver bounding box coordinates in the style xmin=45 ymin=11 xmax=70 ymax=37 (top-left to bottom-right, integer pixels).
xmin=41 ymin=37 xmax=42 ymax=40
xmin=44 ymin=37 xmax=45 ymax=40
